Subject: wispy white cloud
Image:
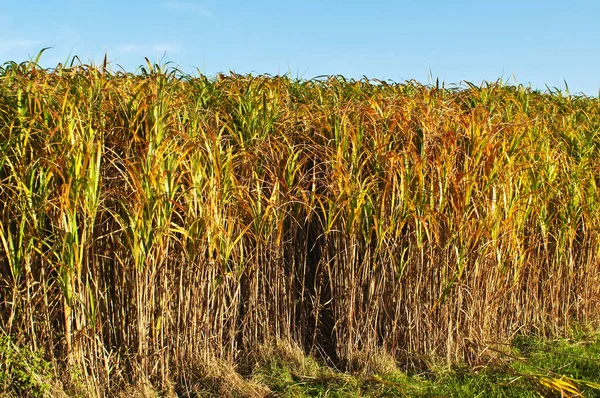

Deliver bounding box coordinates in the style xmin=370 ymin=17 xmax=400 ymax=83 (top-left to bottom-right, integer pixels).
xmin=161 ymin=0 xmax=213 ymax=17
xmin=118 ymin=44 xmax=140 ymax=53
xmin=152 ymin=42 xmax=180 ymax=53
xmin=0 ymin=39 xmax=40 ymax=53
xmin=117 ymin=42 xmax=182 ymax=55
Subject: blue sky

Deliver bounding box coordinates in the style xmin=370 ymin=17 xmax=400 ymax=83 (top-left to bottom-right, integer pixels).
xmin=2 ymin=0 xmax=599 ymax=95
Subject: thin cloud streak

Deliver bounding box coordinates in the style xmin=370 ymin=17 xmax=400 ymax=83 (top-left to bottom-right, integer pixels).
xmin=118 ymin=44 xmax=139 ymax=53
xmin=161 ymin=0 xmax=213 ymax=17
xmin=0 ymin=39 xmax=40 ymax=53
xmin=152 ymin=43 xmax=180 ymax=53
xmin=117 ymin=42 xmax=182 ymax=55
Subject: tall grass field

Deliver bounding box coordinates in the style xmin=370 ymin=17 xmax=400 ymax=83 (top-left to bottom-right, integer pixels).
xmin=1 ymin=57 xmax=599 ymax=396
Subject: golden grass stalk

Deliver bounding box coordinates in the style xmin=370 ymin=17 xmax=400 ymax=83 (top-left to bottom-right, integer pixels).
xmin=1 ymin=57 xmax=599 ymax=393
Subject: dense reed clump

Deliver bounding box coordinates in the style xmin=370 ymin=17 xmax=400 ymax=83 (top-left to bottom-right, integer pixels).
xmin=1 ymin=58 xmax=599 ymax=394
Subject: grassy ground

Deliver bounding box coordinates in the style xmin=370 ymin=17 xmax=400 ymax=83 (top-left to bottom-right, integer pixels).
xmin=1 ymin=327 xmax=600 ymax=397
xmin=249 ymin=328 xmax=600 ymax=398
